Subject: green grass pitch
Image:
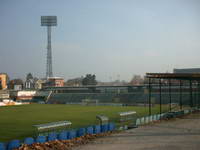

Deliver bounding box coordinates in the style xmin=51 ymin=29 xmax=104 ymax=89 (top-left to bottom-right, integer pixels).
xmin=0 ymin=104 xmax=168 ymax=142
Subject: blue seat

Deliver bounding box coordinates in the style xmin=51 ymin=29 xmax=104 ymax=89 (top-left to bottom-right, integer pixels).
xmin=101 ymin=124 xmax=108 ymax=132
xmin=58 ymin=131 xmax=68 ymax=140
xmin=7 ymin=140 xmax=20 ymax=150
xmin=86 ymin=126 xmax=94 ymax=134
xmin=108 ymin=123 xmax=115 ymax=131
xmin=77 ymin=128 xmax=86 ymax=137
xmin=93 ymin=125 xmax=101 ymax=134
xmin=36 ymin=135 xmax=46 ymax=143
xmin=0 ymin=142 xmax=6 ymax=150
xmin=48 ymin=132 xmax=57 ymax=141
xmin=68 ymin=130 xmax=76 ymax=139
xmin=24 ymin=137 xmax=34 ymax=145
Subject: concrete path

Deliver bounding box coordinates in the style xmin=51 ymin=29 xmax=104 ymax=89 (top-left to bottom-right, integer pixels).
xmin=74 ymin=113 xmax=200 ymax=150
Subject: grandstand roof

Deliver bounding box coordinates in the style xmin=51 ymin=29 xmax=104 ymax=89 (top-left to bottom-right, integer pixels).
xmin=146 ymin=73 xmax=200 ymax=80
xmin=43 ymin=85 xmax=144 ymax=90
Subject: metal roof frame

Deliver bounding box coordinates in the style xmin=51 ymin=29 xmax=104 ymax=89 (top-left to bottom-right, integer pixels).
xmin=146 ymin=73 xmax=200 ymax=80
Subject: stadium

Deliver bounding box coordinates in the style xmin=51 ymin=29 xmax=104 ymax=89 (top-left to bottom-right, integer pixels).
xmin=0 ymin=73 xmax=199 ymax=150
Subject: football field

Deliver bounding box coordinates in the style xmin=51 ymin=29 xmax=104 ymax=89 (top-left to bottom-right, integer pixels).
xmin=0 ymin=104 xmax=168 ymax=142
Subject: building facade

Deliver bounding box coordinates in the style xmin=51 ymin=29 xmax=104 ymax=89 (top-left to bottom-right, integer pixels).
xmin=25 ymin=79 xmax=35 ymax=89
xmin=0 ymin=73 xmax=8 ymax=90
xmin=35 ymin=79 xmax=46 ymax=89
xmin=45 ymin=77 xmax=64 ymax=87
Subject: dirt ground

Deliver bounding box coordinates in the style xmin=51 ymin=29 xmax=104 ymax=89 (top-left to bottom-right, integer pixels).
xmin=74 ymin=113 xmax=200 ymax=150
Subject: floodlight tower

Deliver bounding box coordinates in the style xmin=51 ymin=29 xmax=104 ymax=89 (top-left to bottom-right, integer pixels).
xmin=41 ymin=16 xmax=57 ymax=78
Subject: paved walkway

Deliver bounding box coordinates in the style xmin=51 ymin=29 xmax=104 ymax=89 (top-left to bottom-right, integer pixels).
xmin=74 ymin=113 xmax=200 ymax=150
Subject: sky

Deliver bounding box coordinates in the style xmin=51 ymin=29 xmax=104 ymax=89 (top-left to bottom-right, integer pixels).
xmin=0 ymin=0 xmax=200 ymax=82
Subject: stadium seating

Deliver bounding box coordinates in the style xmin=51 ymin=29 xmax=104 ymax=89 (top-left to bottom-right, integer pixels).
xmin=24 ymin=137 xmax=34 ymax=145
xmin=77 ymin=128 xmax=86 ymax=137
xmin=101 ymin=124 xmax=108 ymax=133
xmin=47 ymin=132 xmax=57 ymax=141
xmin=0 ymin=143 xmax=5 ymax=150
xmin=44 ymin=85 xmax=195 ymax=106
xmin=136 ymin=118 xmax=141 ymax=126
xmin=86 ymin=126 xmax=94 ymax=134
xmin=36 ymin=135 xmax=46 ymax=143
xmin=93 ymin=125 xmax=101 ymax=134
xmin=140 ymin=117 xmax=145 ymax=124
xmin=7 ymin=140 xmax=20 ymax=150
xmin=68 ymin=130 xmax=76 ymax=139
xmin=108 ymin=123 xmax=115 ymax=131
xmin=145 ymin=116 xmax=149 ymax=124
xmin=58 ymin=131 xmax=68 ymax=140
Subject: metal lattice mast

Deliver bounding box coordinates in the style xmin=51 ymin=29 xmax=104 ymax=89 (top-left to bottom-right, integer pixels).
xmin=47 ymin=26 xmax=53 ymax=78
xmin=41 ymin=16 xmax=57 ymax=79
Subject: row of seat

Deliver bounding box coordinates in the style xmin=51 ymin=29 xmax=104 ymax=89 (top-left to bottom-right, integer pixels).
xmin=0 ymin=123 xmax=115 ymax=150
xmin=135 ymin=108 xmax=200 ymax=126
xmin=136 ymin=114 xmax=165 ymax=126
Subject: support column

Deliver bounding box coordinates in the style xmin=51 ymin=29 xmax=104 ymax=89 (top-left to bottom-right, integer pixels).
xmin=189 ymin=80 xmax=193 ymax=108
xmin=195 ymin=82 xmax=197 ymax=107
xmin=47 ymin=26 xmax=53 ymax=78
xmin=148 ymin=78 xmax=152 ymax=116
xmin=168 ymin=79 xmax=172 ymax=112
xmin=159 ymin=79 xmax=162 ymax=116
xmin=179 ymin=80 xmax=182 ymax=110
xmin=198 ymin=81 xmax=200 ymax=108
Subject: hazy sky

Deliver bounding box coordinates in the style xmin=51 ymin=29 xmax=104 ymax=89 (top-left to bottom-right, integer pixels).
xmin=0 ymin=0 xmax=200 ymax=81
